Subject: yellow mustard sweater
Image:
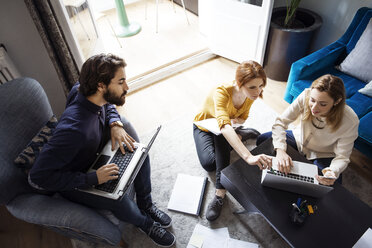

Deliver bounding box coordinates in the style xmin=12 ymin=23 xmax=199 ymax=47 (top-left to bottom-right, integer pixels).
xmin=194 ymin=82 xmax=254 ymax=132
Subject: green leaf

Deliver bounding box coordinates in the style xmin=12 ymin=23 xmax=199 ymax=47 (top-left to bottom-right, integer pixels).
xmin=284 ymin=0 xmax=301 ymax=28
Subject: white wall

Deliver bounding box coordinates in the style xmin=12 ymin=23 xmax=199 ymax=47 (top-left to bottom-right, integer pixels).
xmin=274 ymin=0 xmax=372 ymax=52
xmin=0 ymin=0 xmax=66 ymax=116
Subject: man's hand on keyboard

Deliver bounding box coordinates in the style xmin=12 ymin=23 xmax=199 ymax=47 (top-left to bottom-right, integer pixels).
xmin=110 ymin=126 xmax=136 ymax=154
xmin=275 ymin=148 xmax=293 ymax=175
xmin=96 ymin=163 xmax=119 ymax=184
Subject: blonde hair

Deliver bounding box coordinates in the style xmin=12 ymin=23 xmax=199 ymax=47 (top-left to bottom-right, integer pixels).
xmin=303 ymin=74 xmax=346 ymax=131
xmin=235 ymin=60 xmax=267 ymax=98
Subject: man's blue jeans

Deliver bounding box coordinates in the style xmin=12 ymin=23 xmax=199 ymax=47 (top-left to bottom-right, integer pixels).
xmin=61 ymin=117 xmax=153 ymax=230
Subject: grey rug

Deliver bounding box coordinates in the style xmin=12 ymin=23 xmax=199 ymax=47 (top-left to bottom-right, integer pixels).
xmin=72 ymin=100 xmax=372 ymax=248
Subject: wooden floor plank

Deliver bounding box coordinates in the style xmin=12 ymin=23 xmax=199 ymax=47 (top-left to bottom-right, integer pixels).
xmin=0 ymin=205 xmax=72 ymax=248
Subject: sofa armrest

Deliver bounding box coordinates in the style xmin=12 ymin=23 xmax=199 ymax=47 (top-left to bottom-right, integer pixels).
xmin=6 ymin=193 xmax=123 ymax=245
xmin=339 ymin=7 xmax=372 ymax=46
xmin=284 ymin=42 xmax=346 ymax=103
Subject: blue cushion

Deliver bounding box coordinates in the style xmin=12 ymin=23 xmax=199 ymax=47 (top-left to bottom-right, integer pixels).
xmin=289 ymin=66 xmax=366 ymax=100
xmin=329 ymin=68 xmax=366 ymax=98
xmin=290 ymin=79 xmax=312 ymax=100
xmin=346 ymin=92 xmax=372 ymax=118
xmin=359 ymin=112 xmax=372 ymax=146
xmin=14 ymin=115 xmax=58 ymax=170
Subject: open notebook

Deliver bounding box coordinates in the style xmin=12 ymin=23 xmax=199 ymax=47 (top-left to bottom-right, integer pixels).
xmin=194 ymin=118 xmax=243 ymax=135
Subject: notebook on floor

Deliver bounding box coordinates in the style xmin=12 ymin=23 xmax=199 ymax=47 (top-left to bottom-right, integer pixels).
xmin=167 ymin=173 xmax=208 ymax=216
xmin=79 ymin=125 xmax=161 ymax=200
xmin=261 ymin=158 xmax=333 ymax=197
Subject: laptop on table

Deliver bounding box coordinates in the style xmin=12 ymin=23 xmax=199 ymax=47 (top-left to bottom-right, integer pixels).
xmin=261 ymin=158 xmax=333 ymax=197
xmin=79 ymin=126 xmax=161 ymax=200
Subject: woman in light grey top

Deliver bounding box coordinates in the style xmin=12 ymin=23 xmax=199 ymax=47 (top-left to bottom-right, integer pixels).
xmin=257 ymin=74 xmax=359 ymax=185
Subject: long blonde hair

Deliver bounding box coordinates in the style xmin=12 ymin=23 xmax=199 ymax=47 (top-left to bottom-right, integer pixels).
xmin=235 ymin=60 xmax=267 ymax=98
xmin=303 ymin=74 xmax=346 ymax=131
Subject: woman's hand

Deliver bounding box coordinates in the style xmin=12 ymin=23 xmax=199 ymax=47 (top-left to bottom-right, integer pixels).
xmin=276 ymin=148 xmax=293 ymax=174
xmin=315 ymin=170 xmax=337 ymax=186
xmin=246 ymin=154 xmax=272 ymax=170
xmin=96 ymin=163 xmax=119 ymax=184
xmin=110 ymin=126 xmax=136 ymax=154
xmin=231 ymin=118 xmax=245 ymax=125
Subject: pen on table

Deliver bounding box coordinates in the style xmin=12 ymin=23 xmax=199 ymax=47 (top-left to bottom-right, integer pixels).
xmin=296 ymin=198 xmax=302 ymax=207
xmin=300 ymin=200 xmax=307 ymax=208
xmin=292 ymin=203 xmax=301 ymax=212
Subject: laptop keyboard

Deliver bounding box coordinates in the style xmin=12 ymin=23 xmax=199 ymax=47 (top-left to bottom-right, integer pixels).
xmin=95 ymin=146 xmax=137 ymax=193
xmin=268 ymin=169 xmax=314 ymax=183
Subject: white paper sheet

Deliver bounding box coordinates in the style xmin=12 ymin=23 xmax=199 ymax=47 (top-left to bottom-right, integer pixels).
xmin=228 ymin=238 xmax=258 ymax=248
xmin=194 ymin=118 xmax=243 ymax=135
xmin=353 ymin=228 xmax=372 ymax=248
xmin=187 ymin=224 xmax=229 ymax=248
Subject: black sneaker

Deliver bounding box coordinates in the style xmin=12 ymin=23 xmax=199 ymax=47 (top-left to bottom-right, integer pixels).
xmin=206 ymin=195 xmax=224 ymax=221
xmin=140 ymin=222 xmax=176 ymax=247
xmin=235 ymin=127 xmax=261 ymax=141
xmin=145 ymin=204 xmax=172 ymax=228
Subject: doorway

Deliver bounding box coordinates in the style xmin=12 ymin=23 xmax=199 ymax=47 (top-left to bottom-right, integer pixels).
xmin=59 ymin=0 xmax=207 ymax=81
xmin=55 ymin=0 xmax=273 ymax=91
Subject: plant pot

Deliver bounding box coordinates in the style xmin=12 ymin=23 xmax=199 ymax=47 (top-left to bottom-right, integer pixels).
xmin=263 ymin=7 xmax=322 ymax=81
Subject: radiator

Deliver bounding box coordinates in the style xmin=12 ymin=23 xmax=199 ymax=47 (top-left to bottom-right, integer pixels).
xmin=0 ymin=46 xmax=21 ymax=84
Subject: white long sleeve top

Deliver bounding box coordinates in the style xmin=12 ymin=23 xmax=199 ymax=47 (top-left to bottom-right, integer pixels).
xmin=272 ymin=89 xmax=359 ymax=177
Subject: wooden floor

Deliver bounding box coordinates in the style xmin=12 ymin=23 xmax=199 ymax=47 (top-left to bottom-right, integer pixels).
xmin=0 ymin=205 xmax=73 ymax=248
xmin=120 ymin=56 xmax=290 ymax=134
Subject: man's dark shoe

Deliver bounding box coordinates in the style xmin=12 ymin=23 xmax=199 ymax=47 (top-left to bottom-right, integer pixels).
xmin=235 ymin=127 xmax=261 ymax=141
xmin=145 ymin=204 xmax=172 ymax=228
xmin=140 ymin=222 xmax=176 ymax=247
xmin=206 ymin=195 xmax=224 ymax=221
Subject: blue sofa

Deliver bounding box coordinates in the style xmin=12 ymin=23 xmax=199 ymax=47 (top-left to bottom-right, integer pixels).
xmin=284 ymin=7 xmax=372 ymax=159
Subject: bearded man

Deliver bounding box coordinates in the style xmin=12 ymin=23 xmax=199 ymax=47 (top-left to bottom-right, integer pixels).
xmin=29 ymin=54 xmax=175 ymax=247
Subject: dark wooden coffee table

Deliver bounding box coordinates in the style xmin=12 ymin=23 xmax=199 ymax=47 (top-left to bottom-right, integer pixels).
xmin=221 ymin=138 xmax=372 ymax=248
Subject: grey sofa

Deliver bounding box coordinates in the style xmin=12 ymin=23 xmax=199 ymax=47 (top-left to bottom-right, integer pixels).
xmin=0 ymin=77 xmax=131 ymax=246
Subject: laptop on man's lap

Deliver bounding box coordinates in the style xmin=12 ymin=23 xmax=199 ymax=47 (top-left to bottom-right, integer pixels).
xmin=79 ymin=126 xmax=161 ymax=200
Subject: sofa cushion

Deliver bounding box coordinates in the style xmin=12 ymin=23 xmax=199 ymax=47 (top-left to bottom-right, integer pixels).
xmin=359 ymin=112 xmax=372 ymax=145
xmin=14 ymin=115 xmax=58 ymax=171
xmin=327 ymin=67 xmax=366 ymax=98
xmin=338 ymin=19 xmax=372 ymax=83
xmin=346 ymin=92 xmax=372 ymax=118
xmin=358 ymin=80 xmax=372 ymax=97
xmin=290 ymin=79 xmax=311 ymax=100
xmin=290 ymin=67 xmax=366 ymax=101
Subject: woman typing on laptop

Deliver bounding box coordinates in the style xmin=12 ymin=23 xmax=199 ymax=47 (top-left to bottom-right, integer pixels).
xmin=257 ymin=74 xmax=359 ymax=186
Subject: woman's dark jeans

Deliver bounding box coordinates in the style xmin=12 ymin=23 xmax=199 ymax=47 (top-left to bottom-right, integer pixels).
xmin=193 ymin=124 xmax=232 ymax=189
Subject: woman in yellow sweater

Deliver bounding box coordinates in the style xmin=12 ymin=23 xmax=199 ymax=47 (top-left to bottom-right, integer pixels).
xmin=193 ymin=61 xmax=272 ymax=221
xmin=257 ymin=74 xmax=359 ymax=186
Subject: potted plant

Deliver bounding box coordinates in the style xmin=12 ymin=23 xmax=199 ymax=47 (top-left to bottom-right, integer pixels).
xmin=263 ymin=0 xmax=322 ymax=81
